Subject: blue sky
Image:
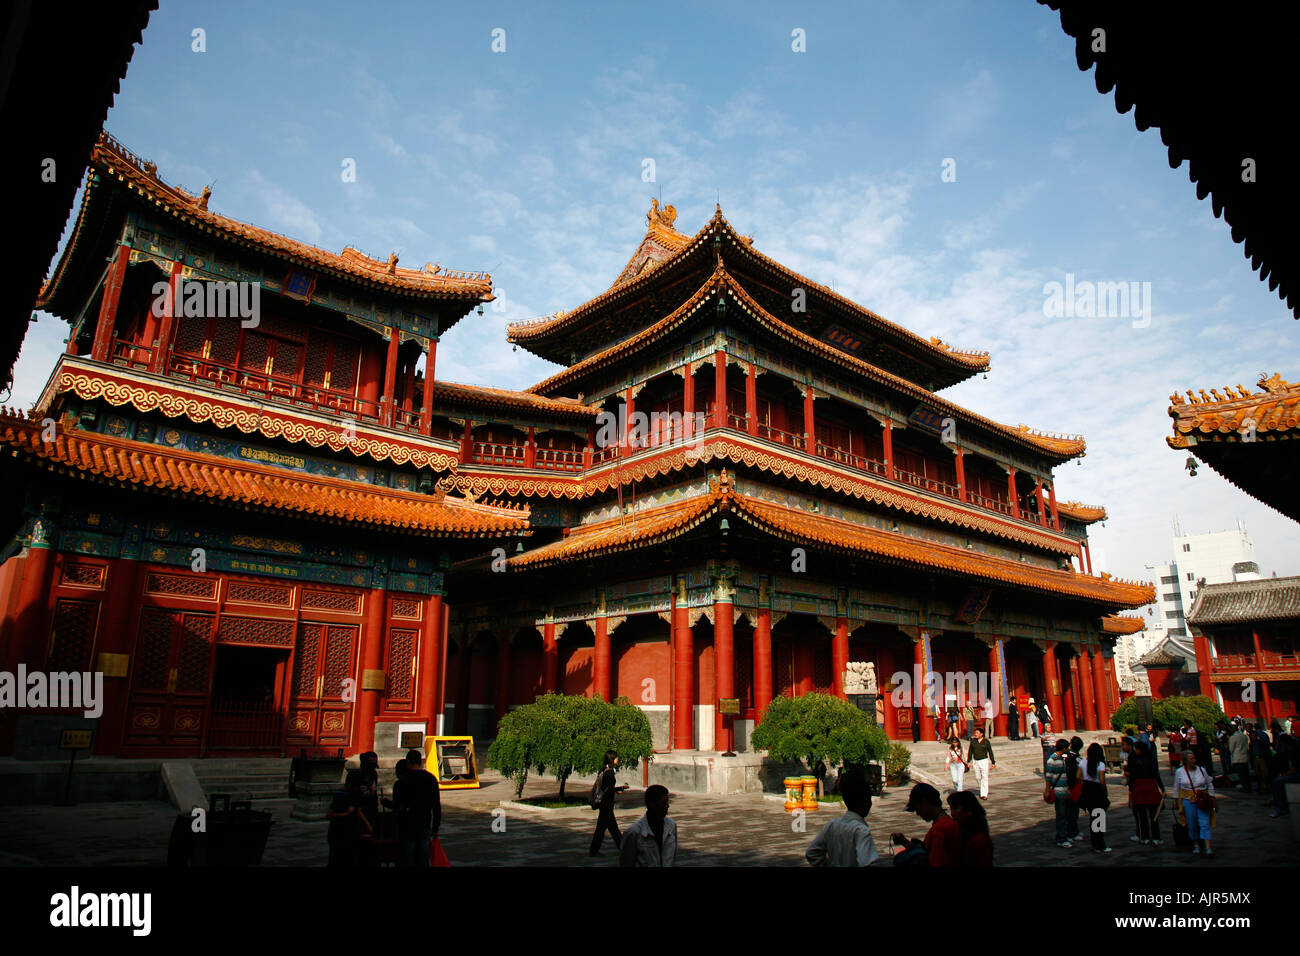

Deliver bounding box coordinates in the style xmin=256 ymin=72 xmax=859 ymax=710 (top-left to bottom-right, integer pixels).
xmin=14 ymin=0 xmax=1300 ymax=587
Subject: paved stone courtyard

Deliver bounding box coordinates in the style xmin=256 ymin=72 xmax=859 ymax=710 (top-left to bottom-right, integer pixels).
xmin=1 ymin=767 xmax=1295 ymax=867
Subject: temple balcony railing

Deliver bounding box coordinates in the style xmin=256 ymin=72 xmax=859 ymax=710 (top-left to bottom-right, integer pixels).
xmin=534 ymin=447 xmax=584 ymax=472
xmin=893 ymin=465 xmax=961 ymax=502
xmin=470 ymin=441 xmax=526 ymax=467
xmin=815 ymin=442 xmax=886 ymax=477
xmin=1260 ymin=650 xmax=1300 ymax=668
xmin=157 ymin=346 xmax=384 ymax=422
xmin=1211 ymin=653 xmax=1257 ymax=670
xmin=967 ymin=490 xmax=1015 ymax=518
xmin=757 ymin=422 xmax=806 ymax=450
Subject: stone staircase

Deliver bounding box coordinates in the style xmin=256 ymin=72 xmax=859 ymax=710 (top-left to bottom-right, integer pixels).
xmin=190 ymin=758 xmax=295 ymax=804
xmin=904 ymin=732 xmax=1121 ymax=787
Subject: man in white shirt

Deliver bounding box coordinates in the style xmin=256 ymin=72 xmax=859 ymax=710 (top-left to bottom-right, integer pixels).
xmin=619 ymin=786 xmax=677 ymax=867
xmin=982 ymin=696 xmax=996 ymax=739
xmin=805 ymin=768 xmax=880 ymax=867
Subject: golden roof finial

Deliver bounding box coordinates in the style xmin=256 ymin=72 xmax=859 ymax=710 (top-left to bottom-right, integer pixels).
xmin=386 ymin=252 xmax=399 ymax=275
xmin=197 ymin=185 xmax=211 ymax=210
xmin=648 ymin=197 xmax=677 ymax=230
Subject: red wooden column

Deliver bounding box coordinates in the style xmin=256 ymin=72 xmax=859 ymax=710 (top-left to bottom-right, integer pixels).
xmin=1006 ymin=468 xmax=1020 ymax=519
xmin=881 ymin=419 xmax=894 ymax=479
xmin=417 ymin=593 xmax=444 ymax=727
xmin=753 ymin=605 xmax=773 ymax=723
xmin=879 ymin=647 xmax=898 ymax=739
xmin=593 ymin=614 xmax=611 ymax=701
xmin=453 ymin=633 xmax=472 ymax=735
xmin=1195 ymin=630 xmax=1215 ymax=697
xmin=832 ymin=617 xmax=850 ymax=700
xmin=1062 ymin=658 xmax=1077 ymax=728
xmin=438 ymin=604 xmax=450 ymax=733
xmin=1036 ymin=479 xmax=1047 ymax=525
xmin=713 ymin=350 xmax=727 ymax=428
xmin=92 ymin=556 xmax=144 ymax=754
xmin=745 ymin=362 xmax=758 ymax=435
xmin=494 ymin=632 xmax=512 ymax=724
xmin=990 ymin=640 xmax=1008 ymax=737
xmin=713 ymin=598 xmax=735 ymax=753
xmin=1047 ymin=482 xmax=1060 ymax=529
xmin=149 ymin=259 xmax=184 ymax=374
xmin=803 ymin=386 xmax=815 ymax=450
xmin=682 ymin=365 xmax=695 ymax=439
xmin=1041 ymin=642 xmax=1064 ymax=735
xmin=954 ymin=448 xmax=967 ymax=502
xmin=914 ymin=637 xmax=935 ymax=742
xmin=624 ymin=388 xmax=635 ymax=451
xmin=7 ymin=541 xmax=56 ymax=670
xmin=460 ymin=420 xmax=473 ymax=464
xmin=1090 ymin=645 xmax=1109 ymax=729
xmin=541 ymin=620 xmax=558 ymax=695
xmin=355 ymin=588 xmax=388 ymax=753
xmin=91 ymin=242 xmax=130 ymax=361
xmin=672 ymin=592 xmax=694 ymax=750
xmin=402 ymin=356 xmax=417 ymax=416
xmin=419 ymin=341 xmax=436 ymax=437
xmin=1077 ymin=647 xmax=1098 ymax=731
xmin=524 ymin=426 xmax=536 ymax=468
xmin=380 ymin=331 xmax=400 ymax=427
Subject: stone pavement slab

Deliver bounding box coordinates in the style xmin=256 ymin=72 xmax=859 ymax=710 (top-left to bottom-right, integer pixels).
xmin=0 ymin=767 xmax=1295 ymax=866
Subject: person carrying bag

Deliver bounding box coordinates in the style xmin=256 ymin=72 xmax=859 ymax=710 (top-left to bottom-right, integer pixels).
xmin=1172 ymin=750 xmax=1217 ymax=858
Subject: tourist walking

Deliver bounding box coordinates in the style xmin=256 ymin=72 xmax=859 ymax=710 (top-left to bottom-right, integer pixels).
xmin=393 ymin=748 xmax=441 ymax=867
xmin=982 ymin=696 xmax=995 ymax=740
xmin=946 ymin=790 xmax=993 ymax=866
xmin=1228 ymin=723 xmax=1252 ymax=792
xmin=966 ymin=727 xmax=996 ymax=800
xmin=1128 ymin=740 xmax=1165 ymax=845
xmin=1045 ymin=738 xmax=1078 ymax=848
xmin=946 ymin=737 xmax=967 ymax=792
xmin=619 ymin=785 xmax=676 ymax=866
xmin=1173 ymin=750 xmax=1216 ymax=857
xmin=1079 ymin=743 xmax=1111 ymax=853
xmin=589 ymin=750 xmax=628 ymax=856
xmin=805 ymin=768 xmax=880 ymax=866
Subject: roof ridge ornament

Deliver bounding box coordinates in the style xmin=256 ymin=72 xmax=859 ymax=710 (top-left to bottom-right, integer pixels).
xmin=647 ymin=198 xmax=677 ymax=230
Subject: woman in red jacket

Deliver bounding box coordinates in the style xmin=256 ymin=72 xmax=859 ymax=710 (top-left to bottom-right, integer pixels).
xmin=946 ymin=790 xmax=993 ymax=866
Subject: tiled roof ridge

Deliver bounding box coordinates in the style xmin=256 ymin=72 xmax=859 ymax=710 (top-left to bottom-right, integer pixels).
xmin=0 ymin=409 xmax=528 ymax=534
xmin=1103 ymin=614 xmax=1146 ymax=634
xmin=525 ymin=268 xmax=1082 ymax=459
xmin=509 ymin=204 xmax=990 ymax=376
xmin=429 ymin=379 xmax=601 ymax=418
xmin=1197 ymin=574 xmax=1300 ymax=592
xmin=1167 ymin=371 xmax=1300 ymax=446
xmin=52 ymin=131 xmax=494 ymax=300
xmin=511 ymin=468 xmax=1153 ymax=606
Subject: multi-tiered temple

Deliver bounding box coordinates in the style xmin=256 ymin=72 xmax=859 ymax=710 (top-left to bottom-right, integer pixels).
xmin=0 ymin=138 xmax=1153 ymax=775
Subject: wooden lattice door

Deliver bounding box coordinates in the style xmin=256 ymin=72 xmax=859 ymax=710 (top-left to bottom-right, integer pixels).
xmin=125 ymin=607 xmax=215 ymax=750
xmin=288 ymin=622 xmax=357 ymax=750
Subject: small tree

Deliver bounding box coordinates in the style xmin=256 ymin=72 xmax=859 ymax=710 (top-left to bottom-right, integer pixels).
xmin=1111 ymin=694 xmax=1226 ymax=736
xmin=487 ymin=693 xmax=655 ymax=799
xmin=750 ymin=693 xmax=889 ymax=790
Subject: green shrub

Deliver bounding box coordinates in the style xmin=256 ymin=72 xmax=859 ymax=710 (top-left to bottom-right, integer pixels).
xmin=1110 ymin=694 xmax=1226 ymax=736
xmin=884 ymin=742 xmax=912 ymax=781
xmin=751 ymin=693 xmax=889 ymax=782
xmin=487 ymin=693 xmax=654 ymax=798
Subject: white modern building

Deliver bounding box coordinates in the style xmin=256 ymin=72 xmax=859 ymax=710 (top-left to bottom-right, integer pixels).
xmin=1138 ymin=524 xmax=1261 ymax=679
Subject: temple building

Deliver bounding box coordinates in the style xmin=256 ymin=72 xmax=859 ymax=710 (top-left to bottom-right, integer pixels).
xmin=1186 ymin=576 xmax=1299 ymax=724
xmin=0 ymin=136 xmax=1154 ymax=775
xmin=447 ymin=199 xmax=1152 ymax=765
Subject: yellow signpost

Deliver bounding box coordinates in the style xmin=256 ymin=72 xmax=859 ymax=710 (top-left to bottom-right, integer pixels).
xmin=425 ymin=735 xmax=480 ymax=790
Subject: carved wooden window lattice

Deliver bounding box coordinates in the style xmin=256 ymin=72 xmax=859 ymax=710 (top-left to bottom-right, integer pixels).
xmin=60 ymin=562 xmax=106 ymax=589
xmin=145 ymin=572 xmax=218 ymax=600
xmin=218 ymin=616 xmax=295 ymax=646
xmin=47 ymin=598 xmax=100 ymax=672
xmin=226 ymin=580 xmax=294 ymax=607
xmin=390 ymin=598 xmax=421 ymax=620
xmin=386 ymin=628 xmax=417 ymax=707
xmin=301 ymin=589 xmax=362 ymax=613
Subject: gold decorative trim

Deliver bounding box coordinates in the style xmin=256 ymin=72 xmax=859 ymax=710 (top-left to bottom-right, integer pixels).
xmin=58 ymin=370 xmax=458 ymax=471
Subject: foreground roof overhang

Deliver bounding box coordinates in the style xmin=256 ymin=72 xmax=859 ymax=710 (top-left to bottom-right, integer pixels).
xmin=1103 ymin=614 xmax=1146 ymax=635
xmin=1039 ymin=1 xmax=1299 ymax=321
xmin=0 ymin=411 xmax=528 ymax=538
xmin=508 ymin=471 xmax=1153 ymax=608
xmin=1168 ymin=372 xmax=1299 ymax=523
